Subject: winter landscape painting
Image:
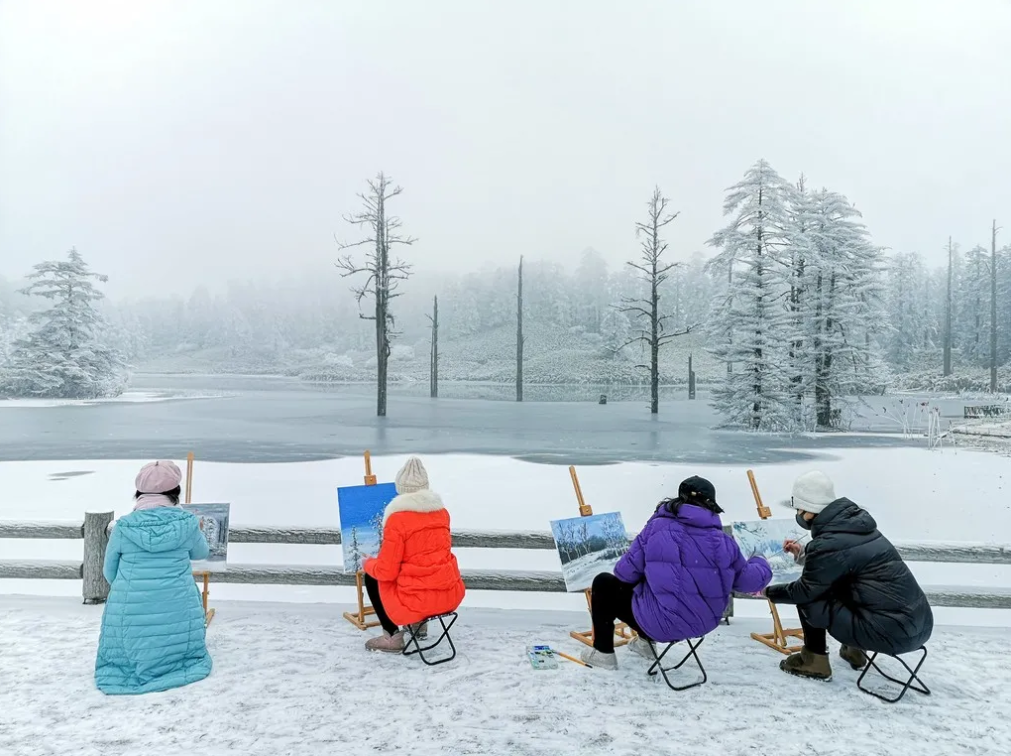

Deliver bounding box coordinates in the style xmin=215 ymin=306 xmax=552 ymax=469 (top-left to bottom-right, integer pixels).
xmin=337 ymin=483 xmax=398 ymax=573
xmin=182 ymin=503 xmax=230 ymax=573
xmin=550 ymin=512 xmax=629 ymax=592
xmin=731 ymin=519 xmax=806 ymax=586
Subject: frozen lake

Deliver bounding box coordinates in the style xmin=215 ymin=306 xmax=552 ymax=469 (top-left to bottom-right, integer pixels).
xmin=0 ymin=374 xmax=973 ymax=464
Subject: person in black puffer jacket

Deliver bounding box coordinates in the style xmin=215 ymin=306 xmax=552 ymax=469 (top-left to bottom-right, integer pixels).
xmin=765 ymin=470 xmax=933 ymax=681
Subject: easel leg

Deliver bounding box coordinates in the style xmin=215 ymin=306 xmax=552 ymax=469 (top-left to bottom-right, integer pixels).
xmin=343 ymin=570 xmax=381 ymax=630
xmin=194 ymin=571 xmax=214 ymax=627
xmin=750 ymin=600 xmax=804 ymax=655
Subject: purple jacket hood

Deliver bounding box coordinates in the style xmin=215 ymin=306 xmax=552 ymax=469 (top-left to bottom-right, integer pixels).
xmin=614 ymin=503 xmax=772 ymax=643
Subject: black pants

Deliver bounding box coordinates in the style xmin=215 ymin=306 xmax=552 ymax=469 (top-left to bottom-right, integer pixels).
xmin=800 ymin=615 xmax=828 ymax=655
xmin=590 ymin=573 xmax=647 ymax=653
xmin=363 ymin=573 xmax=399 ymax=636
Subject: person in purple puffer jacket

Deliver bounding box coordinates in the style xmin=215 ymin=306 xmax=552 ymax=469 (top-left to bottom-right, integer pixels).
xmin=580 ymin=476 xmax=772 ymax=669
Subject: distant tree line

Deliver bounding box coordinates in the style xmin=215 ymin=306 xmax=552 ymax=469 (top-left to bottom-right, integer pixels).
xmin=1 ymin=168 xmax=1006 ymax=411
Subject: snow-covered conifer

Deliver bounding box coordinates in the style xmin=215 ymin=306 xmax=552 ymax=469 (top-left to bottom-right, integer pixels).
xmin=1 ymin=248 xmax=127 ymax=398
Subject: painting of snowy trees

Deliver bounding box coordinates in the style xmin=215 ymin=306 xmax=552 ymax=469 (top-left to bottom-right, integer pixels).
xmin=182 ymin=503 xmax=231 ymax=573
xmin=337 ymin=483 xmax=398 ymax=573
xmin=550 ymin=512 xmax=629 ymax=592
xmin=731 ymin=519 xmax=805 ymax=586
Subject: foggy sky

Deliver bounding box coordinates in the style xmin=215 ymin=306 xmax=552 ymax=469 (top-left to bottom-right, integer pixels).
xmin=1 ymin=0 xmax=1009 ymax=298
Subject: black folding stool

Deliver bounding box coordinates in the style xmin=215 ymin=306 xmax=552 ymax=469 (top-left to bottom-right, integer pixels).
xmin=856 ymin=646 xmax=930 ymax=704
xmin=402 ymin=612 xmax=458 ymax=666
xmin=646 ymin=637 xmax=708 ymax=691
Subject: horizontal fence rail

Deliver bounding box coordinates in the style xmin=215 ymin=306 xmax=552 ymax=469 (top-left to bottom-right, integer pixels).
xmin=2 ymin=517 xmax=1010 ymax=609
xmin=5 ymin=520 xmax=1011 ymax=565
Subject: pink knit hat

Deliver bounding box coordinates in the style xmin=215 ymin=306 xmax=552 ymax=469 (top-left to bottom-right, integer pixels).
xmin=135 ymin=460 xmax=183 ymax=494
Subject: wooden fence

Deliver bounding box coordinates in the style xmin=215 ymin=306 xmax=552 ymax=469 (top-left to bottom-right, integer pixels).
xmin=2 ymin=515 xmax=1010 ymax=609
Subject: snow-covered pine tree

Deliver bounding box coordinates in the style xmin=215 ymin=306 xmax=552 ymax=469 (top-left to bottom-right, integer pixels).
xmin=957 ymin=245 xmax=991 ymax=367
xmin=802 ymin=190 xmax=889 ymax=427
xmin=348 ymin=526 xmax=362 ymax=572
xmin=707 ymin=160 xmax=796 ymax=430
xmin=575 ymin=248 xmax=609 ymax=333
xmin=1 ymin=248 xmax=127 ymax=399
xmin=885 ymin=251 xmax=933 ymax=368
xmin=369 ymin=508 xmax=385 ymax=546
xmin=599 ymin=306 xmax=632 ymax=358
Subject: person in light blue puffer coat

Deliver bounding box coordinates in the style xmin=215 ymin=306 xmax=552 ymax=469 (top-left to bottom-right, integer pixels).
xmin=95 ymin=460 xmax=212 ymax=695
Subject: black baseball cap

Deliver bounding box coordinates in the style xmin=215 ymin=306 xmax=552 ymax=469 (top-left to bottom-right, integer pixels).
xmin=678 ymin=476 xmax=723 ymax=513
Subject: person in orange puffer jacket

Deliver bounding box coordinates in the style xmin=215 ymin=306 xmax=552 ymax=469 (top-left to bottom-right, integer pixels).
xmin=361 ymin=456 xmax=466 ymax=652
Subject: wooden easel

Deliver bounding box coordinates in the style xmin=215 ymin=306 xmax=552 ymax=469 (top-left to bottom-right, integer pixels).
xmin=746 ymin=469 xmax=802 ymax=655
xmin=186 ymin=451 xmax=215 ymax=627
xmin=568 ymin=465 xmax=636 ymax=649
xmin=343 ymin=450 xmax=383 ymax=631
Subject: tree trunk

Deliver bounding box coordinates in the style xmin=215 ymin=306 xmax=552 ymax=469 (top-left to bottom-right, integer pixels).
xmin=992 ymin=220 xmax=999 ymax=393
xmin=516 ymin=256 xmax=524 ymax=402
xmin=83 ymin=511 xmax=114 ymax=604
xmin=726 ymin=262 xmax=733 ymax=375
xmin=815 ymin=275 xmax=836 ymax=428
xmin=430 ymin=295 xmax=439 ymax=399
xmin=751 ymin=221 xmax=764 ymax=429
xmin=650 ymin=273 xmax=659 ymax=414
xmin=688 ymin=354 xmax=696 ymax=400
xmin=944 ymin=236 xmax=953 ymax=376
xmin=375 ymin=190 xmax=389 ymax=417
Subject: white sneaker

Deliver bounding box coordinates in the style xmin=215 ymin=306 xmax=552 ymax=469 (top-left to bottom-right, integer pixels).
xmin=627 ymin=637 xmax=657 ymax=661
xmin=580 ymin=648 xmax=618 ymax=670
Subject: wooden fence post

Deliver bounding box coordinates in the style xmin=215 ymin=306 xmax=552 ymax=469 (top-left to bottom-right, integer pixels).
xmin=83 ymin=511 xmax=114 ymax=604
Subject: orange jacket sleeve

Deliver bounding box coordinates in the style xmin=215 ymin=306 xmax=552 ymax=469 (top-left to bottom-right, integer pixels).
xmin=363 ymin=517 xmax=405 ymax=582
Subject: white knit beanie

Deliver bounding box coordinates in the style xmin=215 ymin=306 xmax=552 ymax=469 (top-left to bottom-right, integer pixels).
xmin=788 ymin=471 xmax=836 ymax=514
xmin=395 ymin=456 xmax=429 ymax=494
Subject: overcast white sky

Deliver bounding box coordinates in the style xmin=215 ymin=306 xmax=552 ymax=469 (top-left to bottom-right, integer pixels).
xmin=1 ymin=0 xmax=1009 ymax=297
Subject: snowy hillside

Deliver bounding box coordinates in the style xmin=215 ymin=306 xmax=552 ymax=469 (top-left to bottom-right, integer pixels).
xmin=298 ymin=325 xmax=722 ymax=386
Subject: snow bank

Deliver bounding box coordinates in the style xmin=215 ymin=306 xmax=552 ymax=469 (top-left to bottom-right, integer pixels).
xmin=0 ymin=390 xmax=225 ymax=409
xmin=2 ymin=448 xmax=1007 ymax=540
xmin=1 ymin=596 xmax=1008 ymax=756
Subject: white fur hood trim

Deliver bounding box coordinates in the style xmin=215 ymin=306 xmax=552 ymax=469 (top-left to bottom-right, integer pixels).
xmin=383 ymin=489 xmax=445 ymax=523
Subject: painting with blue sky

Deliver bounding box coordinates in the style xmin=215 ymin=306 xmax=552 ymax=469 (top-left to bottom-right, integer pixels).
xmin=337 ymin=483 xmax=398 ymax=573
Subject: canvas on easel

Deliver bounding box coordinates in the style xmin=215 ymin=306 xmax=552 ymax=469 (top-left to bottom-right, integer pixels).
xmin=338 ymin=451 xmax=398 ymax=630
xmin=565 ymin=465 xmax=637 ymax=649
xmin=550 ymin=512 xmax=628 ymax=592
xmin=184 ymin=452 xmax=216 ymax=627
xmin=183 ymin=502 xmax=231 ymax=573
xmin=744 ymin=469 xmax=805 ymax=655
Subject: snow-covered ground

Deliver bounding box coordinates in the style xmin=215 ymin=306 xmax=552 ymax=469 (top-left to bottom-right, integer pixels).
xmin=2 ymin=449 xmax=1011 ymax=753
xmin=1 ymin=596 xmax=1009 ymax=756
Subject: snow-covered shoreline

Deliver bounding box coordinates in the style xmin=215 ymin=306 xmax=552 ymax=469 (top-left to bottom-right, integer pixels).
xmin=0 ymin=390 xmax=228 ymax=409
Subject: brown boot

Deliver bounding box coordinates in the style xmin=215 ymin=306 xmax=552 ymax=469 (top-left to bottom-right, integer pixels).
xmin=840 ymin=645 xmax=868 ymax=670
xmin=780 ymin=647 xmax=832 ymax=681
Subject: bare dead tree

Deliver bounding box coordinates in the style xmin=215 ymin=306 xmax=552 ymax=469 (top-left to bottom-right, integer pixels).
xmin=335 ymin=172 xmax=415 ymax=417
xmin=427 ymin=295 xmax=439 ymax=399
xmin=991 ymin=219 xmax=1000 ymax=393
xmin=620 ymin=186 xmax=691 ymax=414
xmin=944 ymin=236 xmax=953 ymax=376
xmin=516 ymin=255 xmax=524 ymax=402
